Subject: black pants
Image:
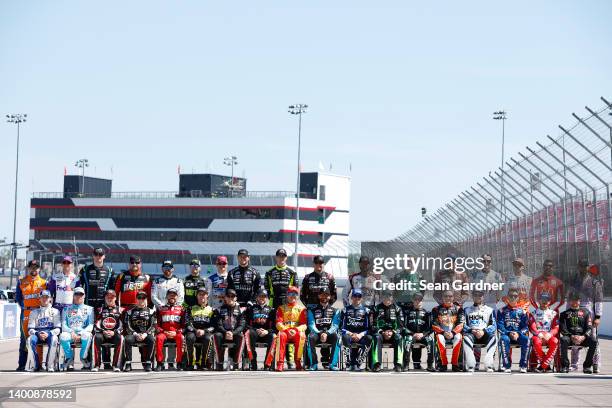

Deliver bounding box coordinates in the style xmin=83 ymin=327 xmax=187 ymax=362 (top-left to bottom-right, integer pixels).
xmin=245 ymin=329 xmax=274 ymax=363
xmin=185 ymin=332 xmax=214 ymax=367
xmin=124 ymin=334 xmax=155 ymax=364
xmin=213 ymin=332 xmax=244 ymax=365
xmin=307 ymin=332 xmax=338 ymax=366
xmin=560 ymin=335 xmax=597 ymax=369
xmin=404 ymin=335 xmax=433 ymax=367
xmin=93 ymin=332 xmax=123 ymax=368
xmin=372 ymin=332 xmax=403 ymax=366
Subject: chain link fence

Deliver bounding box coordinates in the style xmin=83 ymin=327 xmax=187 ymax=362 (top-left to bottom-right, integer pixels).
xmin=395 ymin=97 xmax=612 ymax=297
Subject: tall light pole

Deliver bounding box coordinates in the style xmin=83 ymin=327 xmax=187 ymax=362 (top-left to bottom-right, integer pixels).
xmin=223 ymin=155 xmax=238 ymax=196
xmin=493 ymin=110 xmax=508 ymax=225
xmin=288 ymin=104 xmax=308 ymax=270
xmin=74 ymin=158 xmax=89 ymax=196
xmin=6 ymin=113 xmax=27 ymax=289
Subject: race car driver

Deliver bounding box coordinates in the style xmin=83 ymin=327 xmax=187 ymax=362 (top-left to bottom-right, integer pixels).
xmin=264 ymin=249 xmax=298 ymax=309
xmin=463 ymin=290 xmax=497 ymax=372
xmin=560 ymin=291 xmax=597 ymax=374
xmin=212 ymin=288 xmax=246 ymax=371
xmin=244 ymin=289 xmax=276 ymax=371
xmin=123 ymin=291 xmax=156 ymax=372
xmin=341 ymin=288 xmax=372 ymax=371
xmin=206 ymin=256 xmax=229 ymax=309
xmin=267 ymin=286 xmax=307 ymax=371
xmin=402 ymin=292 xmax=433 ymax=371
xmin=530 ymin=259 xmax=564 ymax=311
xmin=300 ymin=255 xmax=337 ymax=309
xmin=183 ymin=258 xmax=207 ymax=308
xmin=92 ymin=289 xmax=124 ymax=372
xmin=114 ymin=255 xmax=152 ymax=309
xmin=154 ymin=288 xmax=186 ymax=371
xmin=528 ymin=292 xmax=559 ymax=372
xmin=26 ymin=290 xmax=61 ymax=372
xmin=185 ymin=287 xmax=215 ymax=370
xmin=370 ymin=292 xmax=404 ymax=372
xmin=152 ymin=260 xmax=184 ymax=309
xmin=431 ymin=290 xmax=465 ymax=372
xmin=306 ymin=287 xmax=341 ymax=371
xmin=497 ymin=288 xmax=530 ymax=373
xmin=227 ymin=249 xmax=262 ymax=308
xmin=59 ymin=286 xmax=95 ymax=371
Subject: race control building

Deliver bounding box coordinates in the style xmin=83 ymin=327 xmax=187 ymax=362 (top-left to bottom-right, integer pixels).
xmin=28 ymin=172 xmax=350 ymax=278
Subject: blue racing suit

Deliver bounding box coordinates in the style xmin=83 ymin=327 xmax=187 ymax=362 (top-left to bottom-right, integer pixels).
xmin=27 ymin=305 xmax=61 ymax=370
xmin=341 ymin=304 xmax=372 ymax=367
xmin=497 ymin=305 xmax=529 ymax=369
xmin=306 ymin=303 xmax=341 ymax=370
xmin=59 ymin=303 xmax=95 ymax=364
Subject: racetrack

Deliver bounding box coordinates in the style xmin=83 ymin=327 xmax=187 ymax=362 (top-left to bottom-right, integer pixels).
xmin=0 ymin=338 xmax=610 ymax=408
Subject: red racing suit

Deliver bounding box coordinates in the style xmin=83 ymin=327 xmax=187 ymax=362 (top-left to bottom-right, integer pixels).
xmin=115 ymin=272 xmax=152 ymax=309
xmin=267 ymin=302 xmax=307 ymax=370
xmin=528 ymin=308 xmax=559 ymax=370
xmin=155 ymin=304 xmax=186 ymax=363
xmin=530 ymin=274 xmax=564 ymax=311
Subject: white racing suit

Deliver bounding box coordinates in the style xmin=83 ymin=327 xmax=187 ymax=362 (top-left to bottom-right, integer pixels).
xmin=152 ymin=275 xmax=185 ymax=309
xmin=463 ymin=303 xmax=497 ymax=370
xmin=27 ymin=305 xmax=61 ymax=371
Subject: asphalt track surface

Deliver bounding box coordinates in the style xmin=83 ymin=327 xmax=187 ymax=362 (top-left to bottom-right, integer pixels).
xmin=0 ymin=337 xmax=611 ymax=408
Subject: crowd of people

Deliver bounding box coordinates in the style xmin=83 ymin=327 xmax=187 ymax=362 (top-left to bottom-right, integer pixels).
xmin=15 ymin=248 xmax=604 ymax=374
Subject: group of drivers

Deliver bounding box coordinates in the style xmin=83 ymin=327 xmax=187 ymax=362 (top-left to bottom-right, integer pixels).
xmin=16 ymin=248 xmax=603 ymax=374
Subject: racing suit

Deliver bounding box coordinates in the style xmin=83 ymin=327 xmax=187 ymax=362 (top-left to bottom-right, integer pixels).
xmin=502 ymin=273 xmax=532 ymax=312
xmin=93 ymin=304 xmax=124 ymax=369
xmin=206 ymin=273 xmax=229 ymax=310
xmin=26 ymin=304 xmax=61 ymax=371
xmin=433 ymin=269 xmax=469 ymax=306
xmin=227 ymin=265 xmax=261 ymax=308
xmin=306 ymin=303 xmax=341 ymax=369
xmin=114 ymin=272 xmax=152 ymax=309
xmin=185 ymin=304 xmax=215 ymax=368
xmin=341 ymin=304 xmax=372 ymax=368
xmin=264 ymin=265 xmax=297 ymax=309
xmin=78 ymin=263 xmax=114 ymax=308
xmin=183 ymin=274 xmax=207 ymax=308
xmin=471 ymin=269 xmax=503 ymax=308
xmin=15 ymin=274 xmax=46 ymax=369
xmin=568 ymin=272 xmax=603 ymax=369
xmin=268 ymin=303 xmax=307 ymax=370
xmin=370 ymin=302 xmax=404 ymax=368
xmin=60 ymin=303 xmax=95 ymax=365
xmin=47 ymin=271 xmax=77 ymax=311
xmin=402 ymin=304 xmax=433 ymax=369
xmin=559 ymin=307 xmax=597 ymax=369
xmin=530 ymin=274 xmax=564 ymax=311
xmin=124 ymin=306 xmax=156 ymax=365
xmin=431 ymin=303 xmax=464 ymax=368
xmin=244 ymin=303 xmax=276 ymax=366
xmin=152 ymin=274 xmax=185 ymax=309
xmin=212 ymin=303 xmax=246 ymax=368
xmin=343 ymin=272 xmax=390 ymax=308
xmin=497 ymin=305 xmax=529 ymax=369
xmin=463 ymin=303 xmax=497 ymax=370
xmin=528 ymin=308 xmax=558 ymax=370
xmin=155 ymin=304 xmax=186 ymax=364
xmin=300 ymin=270 xmax=337 ymax=309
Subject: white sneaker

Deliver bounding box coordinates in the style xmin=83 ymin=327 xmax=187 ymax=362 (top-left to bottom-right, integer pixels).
xmin=569 ymin=366 xmax=578 ymax=372
xmin=26 ymin=367 xmax=34 ymax=373
xmin=504 ymin=368 xmax=512 ymax=373
xmin=520 ymin=367 xmax=527 ymax=373
xmin=91 ymin=366 xmax=98 ymax=372
xmin=486 ymin=367 xmax=494 ymax=373
xmin=113 ymin=367 xmax=121 ymax=372
xmin=47 ymin=368 xmax=55 ymax=373
xmin=467 ymin=368 xmax=475 ymax=373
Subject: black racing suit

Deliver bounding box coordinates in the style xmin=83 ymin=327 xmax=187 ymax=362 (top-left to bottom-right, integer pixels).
xmin=79 ymin=264 xmax=115 ymax=308
xmin=264 ymin=265 xmax=297 ymax=309
xmin=183 ymin=274 xmax=207 ymax=308
xmin=213 ymin=304 xmax=246 ymax=368
xmin=244 ymin=303 xmax=276 ymax=365
xmin=559 ymin=307 xmax=597 ymax=369
xmin=300 ymin=271 xmax=337 ymax=309
xmin=124 ymin=306 xmax=156 ymax=365
xmin=185 ymin=304 xmax=215 ymax=368
xmin=401 ymin=305 xmax=433 ymax=368
xmin=93 ymin=304 xmax=124 ymax=369
xmin=227 ymin=265 xmax=262 ymax=308
xmin=370 ymin=302 xmax=404 ymax=367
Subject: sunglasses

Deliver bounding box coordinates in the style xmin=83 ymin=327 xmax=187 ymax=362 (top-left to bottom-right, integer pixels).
xmin=62 ymin=262 xmax=72 ymax=265
xmin=217 ymin=262 xmax=227 ymax=266
xmin=74 ymin=293 xmax=85 ymax=296
xmin=162 ymin=267 xmax=173 ymax=270
xmin=94 ymin=254 xmax=104 ymax=257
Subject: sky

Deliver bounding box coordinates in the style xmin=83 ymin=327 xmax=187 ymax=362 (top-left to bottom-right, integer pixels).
xmin=1 ymin=0 xmax=611 ymax=248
